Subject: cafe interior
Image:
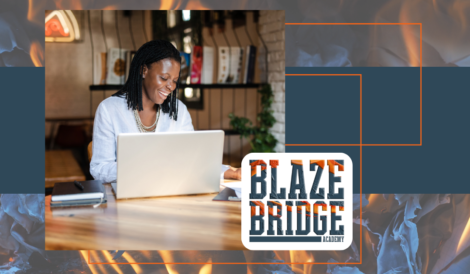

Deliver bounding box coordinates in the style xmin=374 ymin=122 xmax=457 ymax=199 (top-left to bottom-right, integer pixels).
xmin=45 ymin=10 xmax=282 ymax=191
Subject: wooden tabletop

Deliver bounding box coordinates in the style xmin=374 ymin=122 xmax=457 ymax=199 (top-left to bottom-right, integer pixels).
xmin=45 ymin=150 xmax=86 ymax=188
xmin=45 ymin=182 xmax=244 ymax=250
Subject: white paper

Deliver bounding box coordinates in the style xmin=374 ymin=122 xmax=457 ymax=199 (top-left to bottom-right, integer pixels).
xmin=221 ymin=181 xmax=242 ymax=198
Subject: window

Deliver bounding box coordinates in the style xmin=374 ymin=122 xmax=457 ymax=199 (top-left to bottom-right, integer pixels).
xmin=182 ymin=10 xmax=191 ymax=21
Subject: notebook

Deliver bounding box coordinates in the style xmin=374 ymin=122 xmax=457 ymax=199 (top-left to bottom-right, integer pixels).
xmin=51 ymin=180 xmax=105 ymax=202
xmin=50 ymin=194 xmax=108 ymax=207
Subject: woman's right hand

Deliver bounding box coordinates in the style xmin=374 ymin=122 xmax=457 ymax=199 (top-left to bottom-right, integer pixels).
xmin=224 ymin=167 xmax=242 ymax=180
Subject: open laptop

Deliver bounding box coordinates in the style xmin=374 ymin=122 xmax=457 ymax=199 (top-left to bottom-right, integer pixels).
xmin=111 ymin=130 xmax=224 ymax=199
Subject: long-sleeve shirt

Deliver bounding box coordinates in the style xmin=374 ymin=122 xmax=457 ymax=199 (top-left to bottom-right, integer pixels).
xmin=90 ymin=96 xmax=229 ymax=182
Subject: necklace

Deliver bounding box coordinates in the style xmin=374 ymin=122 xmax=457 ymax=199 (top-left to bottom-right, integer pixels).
xmin=134 ymin=106 xmax=160 ymax=133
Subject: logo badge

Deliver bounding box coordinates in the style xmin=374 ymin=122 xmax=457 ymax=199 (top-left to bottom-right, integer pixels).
xmin=241 ymin=153 xmax=353 ymax=250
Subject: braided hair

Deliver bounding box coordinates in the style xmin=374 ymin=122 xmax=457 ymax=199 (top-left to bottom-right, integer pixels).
xmin=113 ymin=40 xmax=182 ymax=120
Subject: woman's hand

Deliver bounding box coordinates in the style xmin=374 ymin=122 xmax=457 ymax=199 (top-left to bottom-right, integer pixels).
xmin=224 ymin=166 xmax=242 ymax=180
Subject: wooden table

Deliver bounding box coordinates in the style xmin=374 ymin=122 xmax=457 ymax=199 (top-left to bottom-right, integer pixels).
xmin=45 ymin=182 xmax=244 ymax=250
xmin=45 ymin=150 xmax=86 ymax=188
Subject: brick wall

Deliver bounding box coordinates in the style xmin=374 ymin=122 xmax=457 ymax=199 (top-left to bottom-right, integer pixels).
xmin=259 ymin=11 xmax=285 ymax=152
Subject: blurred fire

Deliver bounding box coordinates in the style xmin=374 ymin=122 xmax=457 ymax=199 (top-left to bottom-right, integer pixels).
xmin=457 ymin=217 xmax=470 ymax=253
xmin=198 ymin=258 xmax=212 ymax=274
xmin=292 ymin=250 xmax=314 ymax=273
xmin=28 ymin=0 xmax=48 ymax=25
xmin=30 ymin=41 xmax=44 ymax=67
xmin=272 ymin=250 xmax=314 ymax=274
xmin=79 ymin=250 xmax=100 ymax=274
xmin=449 ymin=0 xmax=470 ymax=30
xmin=371 ymin=0 xmax=470 ymax=66
xmin=54 ymin=0 xmax=83 ymax=10
xmin=121 ymin=252 xmax=144 ymax=274
xmin=159 ymin=0 xmax=182 ymax=10
xmin=34 ymin=0 xmax=217 ymax=10
xmin=397 ymin=5 xmax=421 ymax=67
xmin=156 ymin=251 xmax=179 ymax=274
xmin=369 ymin=1 xmax=421 ymax=67
xmin=102 ymin=251 xmax=125 ymax=274
xmin=366 ymin=194 xmax=396 ymax=214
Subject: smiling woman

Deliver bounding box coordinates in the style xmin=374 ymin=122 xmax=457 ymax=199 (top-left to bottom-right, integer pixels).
xmin=90 ymin=39 xmax=241 ymax=183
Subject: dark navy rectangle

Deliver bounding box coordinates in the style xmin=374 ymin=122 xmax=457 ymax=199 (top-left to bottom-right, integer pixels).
xmin=286 ymin=67 xmax=470 ymax=193
xmin=250 ymin=237 xmax=322 ymax=242
xmin=0 ymin=68 xmax=45 ymax=193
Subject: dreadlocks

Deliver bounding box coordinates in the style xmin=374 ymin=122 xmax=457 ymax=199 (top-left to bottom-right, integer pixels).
xmin=113 ymin=40 xmax=181 ymax=120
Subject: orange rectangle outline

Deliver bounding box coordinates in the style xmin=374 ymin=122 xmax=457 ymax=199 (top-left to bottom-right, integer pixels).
xmin=87 ymin=21 xmax=422 ymax=266
xmin=285 ymin=22 xmax=422 ymax=147
xmin=87 ymin=74 xmax=363 ymax=266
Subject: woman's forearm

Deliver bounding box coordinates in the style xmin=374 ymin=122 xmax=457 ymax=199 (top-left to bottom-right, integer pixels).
xmin=90 ymin=161 xmax=117 ymax=183
xmin=223 ymin=166 xmax=242 ymax=180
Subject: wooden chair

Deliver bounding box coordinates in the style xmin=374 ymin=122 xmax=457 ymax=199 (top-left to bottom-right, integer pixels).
xmin=45 ymin=150 xmax=86 ymax=188
xmin=53 ymin=124 xmax=88 ymax=148
xmin=87 ymin=141 xmax=93 ymax=162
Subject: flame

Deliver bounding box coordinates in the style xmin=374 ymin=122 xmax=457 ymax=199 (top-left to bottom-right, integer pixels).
xmin=88 ymin=251 xmax=107 ymax=274
xmin=275 ymin=247 xmax=314 ymax=273
xmin=121 ymin=252 xmax=144 ymax=274
xmin=371 ymin=0 xmax=470 ymax=66
xmin=54 ymin=0 xmax=83 ymax=10
xmin=448 ymin=0 xmax=470 ymax=31
xmin=79 ymin=251 xmax=99 ymax=274
xmin=49 ymin=0 xmax=212 ymax=10
xmin=367 ymin=194 xmax=381 ymax=206
xmin=157 ymin=251 xmax=180 ymax=274
xmin=140 ymin=250 xmax=152 ymax=260
xmin=27 ymin=0 xmax=35 ymax=21
xmin=366 ymin=194 xmax=393 ymax=214
xmin=30 ymin=41 xmax=44 ymax=67
xmin=28 ymin=0 xmax=48 ymax=25
xmin=428 ymin=0 xmax=470 ymax=32
xmin=398 ymin=4 xmax=420 ymax=66
xmin=185 ymin=0 xmax=210 ymax=9
xmin=100 ymin=251 xmax=124 ymax=274
xmin=198 ymin=258 xmax=212 ymax=274
xmin=371 ymin=0 xmax=421 ymax=67
xmin=290 ymin=250 xmax=314 ymax=273
xmin=159 ymin=0 xmax=182 ymax=10
xmin=364 ymin=228 xmax=376 ymax=256
xmin=457 ymin=216 xmax=470 ymax=253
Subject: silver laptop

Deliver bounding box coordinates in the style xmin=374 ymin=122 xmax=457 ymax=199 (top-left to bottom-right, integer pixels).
xmin=112 ymin=130 xmax=224 ymax=199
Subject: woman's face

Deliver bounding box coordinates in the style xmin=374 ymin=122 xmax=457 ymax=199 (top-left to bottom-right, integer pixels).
xmin=142 ymin=58 xmax=181 ymax=105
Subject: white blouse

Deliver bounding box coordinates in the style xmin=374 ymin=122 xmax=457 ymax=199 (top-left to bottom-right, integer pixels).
xmin=90 ymin=96 xmax=229 ymax=182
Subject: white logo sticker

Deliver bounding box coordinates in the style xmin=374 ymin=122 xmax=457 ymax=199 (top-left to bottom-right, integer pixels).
xmin=241 ymin=153 xmax=353 ymax=250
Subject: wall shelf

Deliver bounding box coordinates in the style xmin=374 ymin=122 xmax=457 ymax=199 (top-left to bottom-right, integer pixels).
xmin=89 ymin=83 xmax=265 ymax=91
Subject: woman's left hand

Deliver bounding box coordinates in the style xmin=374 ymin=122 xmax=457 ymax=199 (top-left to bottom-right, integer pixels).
xmin=224 ymin=166 xmax=242 ymax=180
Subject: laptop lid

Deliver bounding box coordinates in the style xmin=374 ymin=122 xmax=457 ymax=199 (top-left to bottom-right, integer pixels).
xmin=115 ymin=130 xmax=224 ymax=199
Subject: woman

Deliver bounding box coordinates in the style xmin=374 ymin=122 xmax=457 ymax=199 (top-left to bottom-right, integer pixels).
xmin=90 ymin=40 xmax=241 ymax=182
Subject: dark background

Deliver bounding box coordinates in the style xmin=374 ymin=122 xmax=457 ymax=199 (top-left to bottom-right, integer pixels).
xmin=286 ymin=67 xmax=469 ymax=193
